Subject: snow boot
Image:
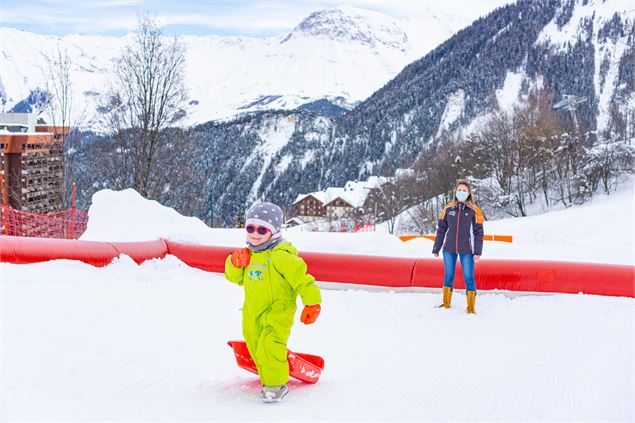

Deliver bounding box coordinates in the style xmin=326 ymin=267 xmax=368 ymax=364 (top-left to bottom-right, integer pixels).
xmin=439 ymin=287 xmax=452 ymax=308
xmin=466 ymin=291 xmax=476 ymax=314
xmin=260 ymin=384 xmax=289 ymax=403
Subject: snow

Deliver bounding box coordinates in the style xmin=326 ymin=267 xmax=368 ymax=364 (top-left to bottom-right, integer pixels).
xmin=534 ymin=0 xmax=634 ymax=135
xmin=594 ymin=28 xmax=630 ymax=135
xmin=437 ymin=89 xmax=465 ymax=135
xmin=2 ymin=253 xmax=633 ymax=420
xmin=495 ymin=70 xmax=524 ymax=110
xmin=536 ymin=0 xmax=630 ymax=50
xmin=2 ymin=183 xmax=634 ymax=420
xmin=246 ymin=115 xmax=297 ymax=201
xmin=81 ymin=189 xmax=212 ymax=244
xmin=482 ymin=182 xmax=635 ymax=265
xmin=299 ymin=150 xmax=315 ymax=170
xmin=274 ymin=154 xmax=293 ymax=175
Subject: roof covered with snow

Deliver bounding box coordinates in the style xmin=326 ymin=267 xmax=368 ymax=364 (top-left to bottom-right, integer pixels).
xmin=293 ymin=176 xmax=393 ymax=208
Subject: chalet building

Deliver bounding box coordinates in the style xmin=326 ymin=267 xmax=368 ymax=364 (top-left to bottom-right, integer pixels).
xmin=293 ymin=179 xmax=382 ymax=222
xmin=0 ymin=113 xmax=68 ymax=213
xmin=324 ymin=193 xmax=359 ymax=221
xmin=293 ymin=192 xmax=327 ymax=222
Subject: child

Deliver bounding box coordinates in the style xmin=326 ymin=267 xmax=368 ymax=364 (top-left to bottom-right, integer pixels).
xmin=432 ymin=179 xmax=484 ymax=313
xmin=224 ymin=201 xmax=322 ymax=403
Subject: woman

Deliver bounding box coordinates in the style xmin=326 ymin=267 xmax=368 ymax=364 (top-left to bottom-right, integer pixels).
xmin=432 ymin=179 xmax=484 ymax=313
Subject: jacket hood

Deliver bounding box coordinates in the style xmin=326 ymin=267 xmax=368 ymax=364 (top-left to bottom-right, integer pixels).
xmin=273 ymin=241 xmax=298 ymax=256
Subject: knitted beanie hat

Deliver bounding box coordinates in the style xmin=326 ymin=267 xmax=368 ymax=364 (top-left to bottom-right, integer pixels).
xmin=245 ymin=202 xmax=283 ymax=235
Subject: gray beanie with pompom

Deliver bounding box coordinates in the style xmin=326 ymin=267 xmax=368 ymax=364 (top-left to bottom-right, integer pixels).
xmin=245 ymin=202 xmax=283 ymax=235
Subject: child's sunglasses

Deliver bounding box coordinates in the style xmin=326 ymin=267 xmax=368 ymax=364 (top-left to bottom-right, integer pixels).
xmin=246 ymin=225 xmax=271 ymax=235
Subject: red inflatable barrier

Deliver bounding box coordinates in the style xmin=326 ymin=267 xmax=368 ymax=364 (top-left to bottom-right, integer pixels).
xmin=162 ymin=243 xmax=417 ymax=288
xmin=0 ymin=235 xmax=119 ymax=267
xmin=111 ymin=240 xmax=169 ymax=264
xmin=301 ymin=252 xmax=415 ymax=287
xmin=1 ymin=236 xmax=633 ymax=297
xmin=411 ymin=258 xmax=635 ymax=297
xmin=165 ymin=241 xmax=228 ymax=273
xmin=0 ymin=236 xmax=168 ymax=267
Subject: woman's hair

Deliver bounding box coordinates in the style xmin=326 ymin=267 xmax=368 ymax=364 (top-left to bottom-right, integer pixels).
xmin=453 ymin=179 xmax=476 ymax=206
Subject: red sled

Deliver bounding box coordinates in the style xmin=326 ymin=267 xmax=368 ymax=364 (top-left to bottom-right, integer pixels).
xmin=227 ymin=340 xmax=324 ymax=384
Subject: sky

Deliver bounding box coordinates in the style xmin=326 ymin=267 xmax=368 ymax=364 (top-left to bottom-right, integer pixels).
xmin=0 ymin=0 xmax=515 ymax=37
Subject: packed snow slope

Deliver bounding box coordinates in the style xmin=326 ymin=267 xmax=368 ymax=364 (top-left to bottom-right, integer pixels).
xmin=2 ymin=185 xmax=633 ymax=421
xmin=2 ymin=256 xmax=633 ymax=421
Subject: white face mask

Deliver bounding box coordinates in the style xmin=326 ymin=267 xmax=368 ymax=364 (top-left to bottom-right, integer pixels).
xmin=456 ymin=191 xmax=469 ymax=202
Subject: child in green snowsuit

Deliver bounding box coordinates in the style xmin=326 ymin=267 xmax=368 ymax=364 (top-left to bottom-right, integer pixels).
xmin=224 ymin=202 xmax=322 ymax=403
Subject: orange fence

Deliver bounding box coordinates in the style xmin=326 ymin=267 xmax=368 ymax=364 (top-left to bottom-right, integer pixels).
xmin=0 ymin=176 xmax=87 ymax=239
xmin=0 ymin=206 xmax=89 ymax=239
xmin=0 ymin=236 xmax=632 ymax=298
xmin=400 ymin=234 xmax=513 ymax=243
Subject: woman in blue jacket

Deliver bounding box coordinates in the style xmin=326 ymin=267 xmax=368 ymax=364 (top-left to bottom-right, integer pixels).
xmin=432 ymin=179 xmax=484 ymax=313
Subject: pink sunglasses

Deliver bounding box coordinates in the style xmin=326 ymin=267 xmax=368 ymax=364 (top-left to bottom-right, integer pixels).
xmin=246 ymin=225 xmax=271 ymax=235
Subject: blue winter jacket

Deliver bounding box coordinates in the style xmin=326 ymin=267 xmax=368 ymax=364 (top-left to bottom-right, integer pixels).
xmin=432 ymin=202 xmax=484 ymax=255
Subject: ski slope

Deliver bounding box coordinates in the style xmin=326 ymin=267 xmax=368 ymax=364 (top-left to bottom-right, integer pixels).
xmin=2 ymin=257 xmax=633 ymax=421
xmin=1 ymin=184 xmax=634 ymax=421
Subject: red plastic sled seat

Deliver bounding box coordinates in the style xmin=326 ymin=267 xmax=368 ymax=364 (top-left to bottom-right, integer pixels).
xmin=227 ymin=340 xmax=325 ymax=384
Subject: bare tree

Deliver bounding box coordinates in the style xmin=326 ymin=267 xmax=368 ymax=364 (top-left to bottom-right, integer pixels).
xmin=404 ymin=203 xmax=437 ymax=234
xmin=103 ymin=16 xmax=188 ymax=198
xmin=364 ymin=173 xmax=421 ymax=234
xmin=43 ymin=45 xmax=84 ymax=207
xmin=44 ymin=46 xmax=72 ymax=130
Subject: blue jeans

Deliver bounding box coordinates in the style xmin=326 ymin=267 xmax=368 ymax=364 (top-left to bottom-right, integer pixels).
xmin=443 ymin=250 xmax=476 ymax=292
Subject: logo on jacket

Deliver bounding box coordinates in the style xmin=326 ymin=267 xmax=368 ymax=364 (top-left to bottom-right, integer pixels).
xmin=448 ymin=210 xmax=456 ymax=216
xmin=248 ymin=269 xmax=264 ymax=282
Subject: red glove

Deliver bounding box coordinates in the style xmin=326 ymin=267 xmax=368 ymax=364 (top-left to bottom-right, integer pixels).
xmin=301 ymin=304 xmax=321 ymax=325
xmin=230 ymin=248 xmax=251 ymax=268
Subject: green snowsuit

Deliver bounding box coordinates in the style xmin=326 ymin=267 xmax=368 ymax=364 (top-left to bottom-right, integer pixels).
xmin=224 ymin=241 xmax=321 ymax=386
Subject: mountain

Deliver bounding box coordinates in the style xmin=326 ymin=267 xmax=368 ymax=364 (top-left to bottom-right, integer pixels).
xmin=0 ymin=5 xmax=482 ymax=129
xmin=25 ymin=0 xmax=633 ymax=225
xmin=168 ymin=0 xmax=632 ymax=224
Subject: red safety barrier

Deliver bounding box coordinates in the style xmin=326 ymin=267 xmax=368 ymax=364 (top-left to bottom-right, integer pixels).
xmin=0 ymin=236 xmax=119 ymax=267
xmin=0 ymin=236 xmax=168 ymax=267
xmin=162 ymin=243 xmax=416 ymax=287
xmin=0 ymin=237 xmax=633 ymax=297
xmin=164 ymin=241 xmax=229 ymax=273
xmin=411 ymin=259 xmax=635 ymax=297
xmin=301 ymin=252 xmax=415 ymax=288
xmin=111 ymin=240 xmax=169 ymax=265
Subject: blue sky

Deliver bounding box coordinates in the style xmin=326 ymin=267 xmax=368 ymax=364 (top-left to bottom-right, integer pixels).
xmin=0 ymin=0 xmax=513 ymax=37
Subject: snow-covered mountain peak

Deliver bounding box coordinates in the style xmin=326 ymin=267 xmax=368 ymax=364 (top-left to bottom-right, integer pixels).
xmin=0 ymin=4 xmax=502 ymax=128
xmin=282 ymin=5 xmax=408 ymax=50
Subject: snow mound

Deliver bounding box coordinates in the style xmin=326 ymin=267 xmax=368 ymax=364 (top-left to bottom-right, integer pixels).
xmin=80 ymin=189 xmax=212 ymax=244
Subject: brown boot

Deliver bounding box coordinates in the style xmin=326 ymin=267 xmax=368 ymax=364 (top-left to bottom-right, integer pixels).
xmin=439 ymin=287 xmax=452 ymax=308
xmin=466 ymin=291 xmax=476 ymax=314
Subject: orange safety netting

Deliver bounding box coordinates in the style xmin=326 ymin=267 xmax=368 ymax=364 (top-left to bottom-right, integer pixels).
xmin=0 ymin=206 xmax=88 ymax=239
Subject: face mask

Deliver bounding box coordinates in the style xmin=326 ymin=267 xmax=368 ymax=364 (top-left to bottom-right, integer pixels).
xmin=456 ymin=191 xmax=469 ymax=202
